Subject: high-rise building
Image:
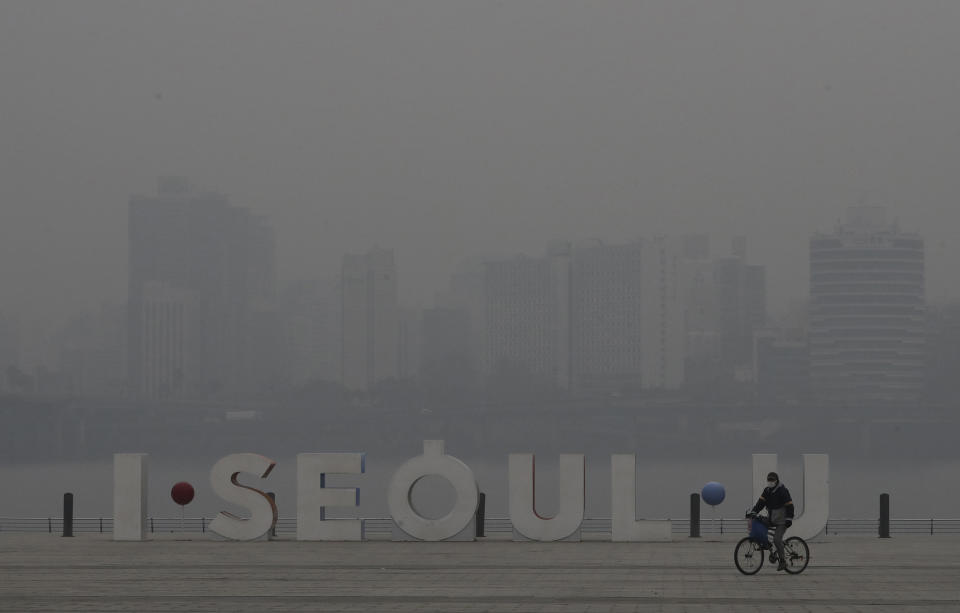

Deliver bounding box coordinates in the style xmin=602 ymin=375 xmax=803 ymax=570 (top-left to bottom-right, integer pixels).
xmin=639 ymin=236 xmax=685 ymax=389
xmin=809 ymin=206 xmax=925 ymax=405
xmin=340 ymin=247 xmax=399 ymax=391
xmin=136 ymin=282 xmax=196 ymax=399
xmin=281 ymin=278 xmax=341 ymax=386
xmin=436 ymin=257 xmax=488 ymax=381
xmin=676 ymin=236 xmax=768 ymax=387
xmin=484 ymin=247 xmax=571 ymax=389
xmin=678 ymin=236 xmax=717 ymax=382
xmin=127 ymin=178 xmax=276 ymax=399
xmin=570 ymin=240 xmax=643 ymax=392
xmin=713 ymin=240 xmax=767 ymax=370
xmin=484 ymin=238 xmax=685 ymax=393
xmin=679 ymin=258 xmax=718 ymax=375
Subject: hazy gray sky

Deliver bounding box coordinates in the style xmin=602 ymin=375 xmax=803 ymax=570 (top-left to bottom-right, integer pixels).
xmin=3 ymin=0 xmax=959 ymax=326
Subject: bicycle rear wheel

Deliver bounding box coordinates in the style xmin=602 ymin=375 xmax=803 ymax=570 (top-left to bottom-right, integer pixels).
xmin=734 ymin=537 xmax=764 ymax=575
xmin=782 ymin=536 xmax=810 ymax=574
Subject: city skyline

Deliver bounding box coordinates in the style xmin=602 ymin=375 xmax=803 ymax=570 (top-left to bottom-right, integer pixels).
xmin=0 ymin=190 xmax=950 ymax=327
xmin=0 ymin=188 xmax=936 ymax=328
xmin=3 ymin=0 xmax=960 ymax=405
xmin=4 ymin=2 xmax=960 ymax=333
xmin=3 ymin=183 xmax=951 ymax=409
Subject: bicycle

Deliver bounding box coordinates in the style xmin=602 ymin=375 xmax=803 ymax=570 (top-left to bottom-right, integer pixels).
xmin=734 ymin=511 xmax=810 ymax=575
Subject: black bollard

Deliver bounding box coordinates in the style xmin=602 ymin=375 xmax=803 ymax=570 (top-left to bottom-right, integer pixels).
xmin=689 ymin=493 xmax=700 ymax=538
xmin=267 ymin=492 xmax=277 ymax=537
xmin=62 ymin=493 xmax=74 ymax=537
xmin=879 ymin=493 xmax=890 ymax=538
xmin=475 ymin=492 xmax=486 ymax=538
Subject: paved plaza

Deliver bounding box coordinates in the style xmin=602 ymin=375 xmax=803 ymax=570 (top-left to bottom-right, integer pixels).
xmin=1 ymin=534 xmax=958 ymax=612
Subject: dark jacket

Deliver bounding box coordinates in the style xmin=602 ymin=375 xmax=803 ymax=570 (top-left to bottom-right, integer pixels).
xmin=752 ymin=483 xmax=795 ymax=520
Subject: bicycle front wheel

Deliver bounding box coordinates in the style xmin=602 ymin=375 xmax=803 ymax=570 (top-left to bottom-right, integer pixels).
xmin=734 ymin=537 xmax=764 ymax=575
xmin=782 ymin=536 xmax=810 ymax=574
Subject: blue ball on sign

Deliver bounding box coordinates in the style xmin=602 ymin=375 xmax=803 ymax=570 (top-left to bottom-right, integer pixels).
xmin=701 ymin=481 xmax=726 ymax=506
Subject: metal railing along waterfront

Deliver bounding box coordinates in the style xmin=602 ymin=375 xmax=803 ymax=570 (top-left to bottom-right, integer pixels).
xmin=3 ymin=516 xmax=960 ymax=536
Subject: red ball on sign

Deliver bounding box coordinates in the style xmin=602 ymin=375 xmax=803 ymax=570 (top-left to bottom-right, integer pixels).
xmin=171 ymin=481 xmax=195 ymax=506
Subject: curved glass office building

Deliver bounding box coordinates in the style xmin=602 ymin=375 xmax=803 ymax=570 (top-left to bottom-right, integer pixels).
xmin=809 ymin=207 xmax=925 ymax=406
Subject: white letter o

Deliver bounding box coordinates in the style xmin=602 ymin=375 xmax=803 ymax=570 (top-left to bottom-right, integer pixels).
xmin=387 ymin=440 xmax=478 ymax=541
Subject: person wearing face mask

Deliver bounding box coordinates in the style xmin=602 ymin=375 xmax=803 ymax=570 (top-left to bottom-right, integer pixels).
xmin=750 ymin=472 xmax=795 ymax=571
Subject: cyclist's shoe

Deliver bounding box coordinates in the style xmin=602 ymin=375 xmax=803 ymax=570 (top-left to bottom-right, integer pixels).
xmin=777 ymin=560 xmax=787 ymax=571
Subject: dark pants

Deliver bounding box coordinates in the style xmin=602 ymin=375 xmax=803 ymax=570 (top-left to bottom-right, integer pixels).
xmin=772 ymin=522 xmax=787 ymax=566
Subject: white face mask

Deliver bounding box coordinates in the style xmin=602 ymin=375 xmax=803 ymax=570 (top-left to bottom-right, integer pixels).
xmin=767 ymin=481 xmax=777 ymax=488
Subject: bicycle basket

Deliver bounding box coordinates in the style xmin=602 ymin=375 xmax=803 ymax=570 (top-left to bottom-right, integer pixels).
xmin=748 ymin=517 xmax=768 ymax=543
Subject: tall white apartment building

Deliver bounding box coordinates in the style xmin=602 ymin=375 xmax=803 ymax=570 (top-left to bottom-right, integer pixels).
xmin=483 ymin=245 xmax=571 ymax=389
xmin=484 ymin=238 xmax=685 ymax=392
xmin=679 ymin=257 xmax=718 ymax=364
xmin=128 ymin=177 xmax=276 ymax=399
xmin=570 ymin=240 xmax=643 ymax=391
xmin=639 ymin=236 xmax=685 ymax=389
xmin=137 ymin=281 xmax=196 ymax=399
xmin=809 ymin=207 xmax=925 ymax=405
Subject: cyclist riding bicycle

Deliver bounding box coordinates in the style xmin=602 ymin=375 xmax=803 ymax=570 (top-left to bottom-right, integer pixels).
xmin=750 ymin=471 xmax=795 ymax=571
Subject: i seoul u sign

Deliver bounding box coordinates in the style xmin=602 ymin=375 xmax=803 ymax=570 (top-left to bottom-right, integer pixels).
xmin=112 ymin=442 xmax=829 ymax=543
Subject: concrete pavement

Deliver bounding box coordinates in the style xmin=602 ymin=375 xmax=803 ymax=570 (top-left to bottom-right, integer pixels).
xmin=1 ymin=534 xmax=958 ymax=612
